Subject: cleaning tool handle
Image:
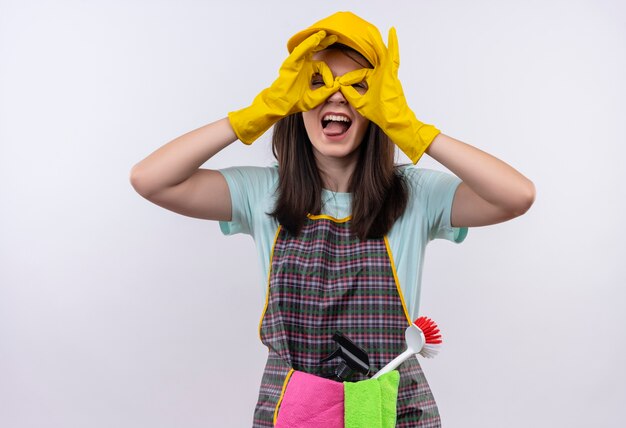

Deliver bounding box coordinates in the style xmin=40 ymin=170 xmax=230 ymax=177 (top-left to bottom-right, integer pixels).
xmin=372 ymin=348 xmax=413 ymax=379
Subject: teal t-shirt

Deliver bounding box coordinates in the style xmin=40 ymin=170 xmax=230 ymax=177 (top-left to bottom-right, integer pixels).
xmin=218 ymin=164 xmax=468 ymax=318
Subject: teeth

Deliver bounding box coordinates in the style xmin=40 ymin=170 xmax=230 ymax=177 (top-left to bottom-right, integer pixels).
xmin=322 ymin=114 xmax=350 ymax=123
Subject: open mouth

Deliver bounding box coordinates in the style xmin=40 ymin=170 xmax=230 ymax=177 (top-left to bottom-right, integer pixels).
xmin=321 ymin=114 xmax=352 ymax=137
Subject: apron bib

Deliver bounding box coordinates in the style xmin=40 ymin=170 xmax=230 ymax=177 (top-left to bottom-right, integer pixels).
xmin=252 ymin=215 xmax=441 ymax=427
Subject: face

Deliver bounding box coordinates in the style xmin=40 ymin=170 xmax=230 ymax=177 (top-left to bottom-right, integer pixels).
xmin=302 ymin=49 xmax=371 ymax=165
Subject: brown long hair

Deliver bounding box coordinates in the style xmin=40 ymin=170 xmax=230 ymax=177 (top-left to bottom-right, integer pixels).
xmin=270 ymin=113 xmax=408 ymax=240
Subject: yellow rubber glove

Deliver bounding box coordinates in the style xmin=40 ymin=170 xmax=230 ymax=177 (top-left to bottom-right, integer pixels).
xmin=341 ymin=28 xmax=441 ymax=164
xmin=228 ymin=30 xmax=339 ymax=144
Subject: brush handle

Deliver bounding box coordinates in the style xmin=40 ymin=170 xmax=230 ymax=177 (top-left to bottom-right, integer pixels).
xmin=372 ymin=349 xmax=413 ymax=379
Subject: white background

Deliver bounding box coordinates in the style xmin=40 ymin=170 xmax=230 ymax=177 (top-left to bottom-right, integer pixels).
xmin=1 ymin=0 xmax=625 ymax=427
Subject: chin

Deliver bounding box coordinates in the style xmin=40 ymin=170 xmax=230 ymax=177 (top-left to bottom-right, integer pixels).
xmin=308 ymin=132 xmax=362 ymax=160
xmin=307 ymin=127 xmax=368 ymax=161
xmin=303 ymin=106 xmax=369 ymax=163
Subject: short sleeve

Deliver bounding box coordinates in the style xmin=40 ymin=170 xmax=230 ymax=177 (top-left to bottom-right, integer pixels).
xmin=405 ymin=167 xmax=468 ymax=243
xmin=217 ymin=166 xmax=278 ymax=236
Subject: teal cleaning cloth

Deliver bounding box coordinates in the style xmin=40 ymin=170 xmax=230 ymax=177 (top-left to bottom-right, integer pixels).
xmin=344 ymin=371 xmax=400 ymax=428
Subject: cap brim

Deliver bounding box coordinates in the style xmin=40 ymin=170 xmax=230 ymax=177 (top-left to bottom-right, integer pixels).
xmin=287 ymin=27 xmax=377 ymax=67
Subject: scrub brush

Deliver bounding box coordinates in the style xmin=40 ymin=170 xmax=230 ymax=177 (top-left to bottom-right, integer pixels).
xmin=372 ymin=316 xmax=443 ymax=378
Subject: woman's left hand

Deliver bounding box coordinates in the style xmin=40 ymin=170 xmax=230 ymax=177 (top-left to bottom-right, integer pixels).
xmin=341 ymin=28 xmax=440 ymax=164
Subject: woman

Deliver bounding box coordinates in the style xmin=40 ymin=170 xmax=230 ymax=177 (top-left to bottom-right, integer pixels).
xmin=130 ymin=11 xmax=535 ymax=428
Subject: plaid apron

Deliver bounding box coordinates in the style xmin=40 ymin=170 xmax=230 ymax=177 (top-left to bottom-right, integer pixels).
xmin=252 ymin=215 xmax=441 ymax=427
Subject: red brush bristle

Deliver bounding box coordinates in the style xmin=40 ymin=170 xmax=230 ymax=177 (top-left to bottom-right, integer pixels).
xmin=414 ymin=316 xmax=443 ymax=344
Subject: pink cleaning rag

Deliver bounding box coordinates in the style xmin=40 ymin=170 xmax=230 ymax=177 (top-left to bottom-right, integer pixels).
xmin=274 ymin=371 xmax=344 ymax=428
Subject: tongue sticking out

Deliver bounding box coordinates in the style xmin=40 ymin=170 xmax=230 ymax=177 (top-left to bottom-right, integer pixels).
xmin=323 ymin=121 xmax=350 ymax=136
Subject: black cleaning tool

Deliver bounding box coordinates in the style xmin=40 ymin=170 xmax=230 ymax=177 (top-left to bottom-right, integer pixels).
xmin=320 ymin=331 xmax=370 ymax=381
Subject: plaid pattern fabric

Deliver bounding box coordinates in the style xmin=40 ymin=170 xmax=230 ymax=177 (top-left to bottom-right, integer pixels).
xmin=254 ymin=217 xmax=440 ymax=427
xmin=253 ymin=352 xmax=292 ymax=427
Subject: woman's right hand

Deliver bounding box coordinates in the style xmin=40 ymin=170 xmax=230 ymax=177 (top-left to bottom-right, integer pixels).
xmin=228 ymin=30 xmax=339 ymax=144
xmin=131 ymin=32 xmax=340 ymax=220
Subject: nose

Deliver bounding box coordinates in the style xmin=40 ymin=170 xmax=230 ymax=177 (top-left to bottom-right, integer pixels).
xmin=326 ymin=87 xmax=347 ymax=104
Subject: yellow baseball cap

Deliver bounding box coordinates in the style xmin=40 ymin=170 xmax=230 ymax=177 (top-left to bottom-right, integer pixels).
xmin=286 ymin=11 xmax=385 ymax=67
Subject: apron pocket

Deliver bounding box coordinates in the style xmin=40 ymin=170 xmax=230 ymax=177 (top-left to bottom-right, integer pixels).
xmin=274 ymin=370 xmax=344 ymax=428
xmin=344 ymin=370 xmax=400 ymax=428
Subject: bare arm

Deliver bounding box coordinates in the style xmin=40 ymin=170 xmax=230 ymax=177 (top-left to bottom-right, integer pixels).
xmin=425 ymin=133 xmax=536 ymax=228
xmin=129 ymin=117 xmax=237 ymax=221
